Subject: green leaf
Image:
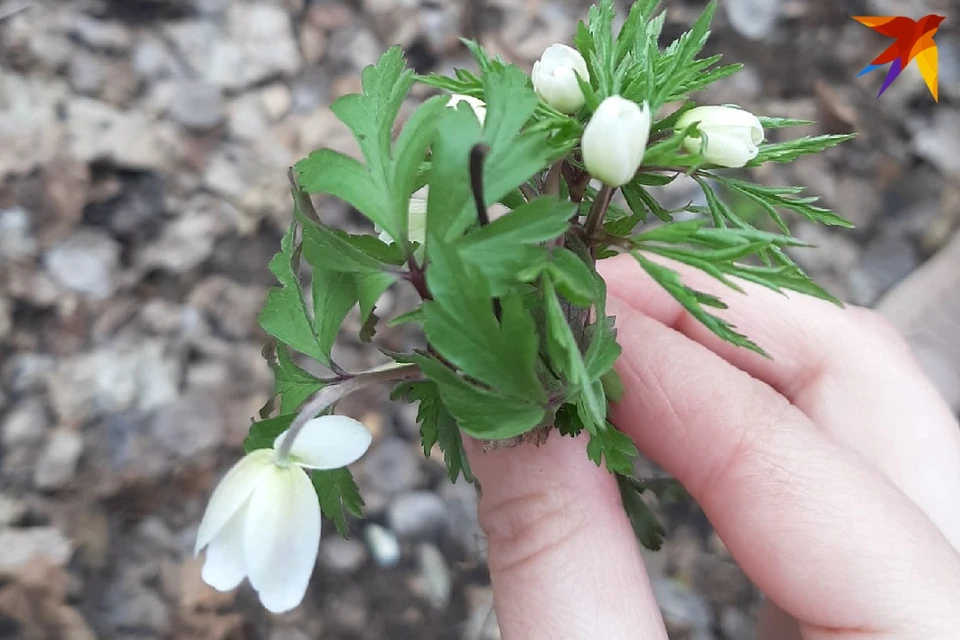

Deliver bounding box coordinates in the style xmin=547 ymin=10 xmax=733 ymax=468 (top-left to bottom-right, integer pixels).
xmin=388 ymin=305 xmax=425 ymax=327
xmin=457 ymin=197 xmax=576 ymax=295
xmin=749 ymin=133 xmax=856 ymax=166
xmin=297 ymin=47 xmax=440 ymax=247
xmin=584 ymin=0 xmax=616 ymax=96
xmin=424 ymin=240 xmax=546 ymax=401
xmin=712 ymin=176 xmax=853 ymax=229
xmin=243 ymin=413 xmax=296 ymax=453
xmin=675 ymin=60 xmax=743 ymax=98
xmin=294 ymin=149 xmax=385 ymax=226
xmin=543 ymin=277 xmax=606 ymax=428
xmin=758 ymin=116 xmax=815 ymax=129
xmin=650 ymin=1 xmax=717 ymax=111
xmin=586 ymin=423 xmax=638 ymax=475
xmin=426 ymin=106 xmax=482 ymax=242
xmin=392 ymin=380 xmax=474 ymax=483
xmin=547 ymin=248 xmax=597 ymax=307
xmin=617 ymin=474 xmax=667 ymax=551
xmin=390 ymin=95 xmax=448 ymax=243
xmin=631 ymin=252 xmax=764 ymax=355
xmin=623 ymin=182 xmax=673 ymax=224
xmin=615 ymin=0 xmax=661 ymax=65
xmin=271 ymin=347 xmax=326 ymax=415
xmin=555 ymin=403 xmax=585 ymax=437
xmin=312 ymin=269 xmax=359 ymax=362
xmin=410 ymin=352 xmax=547 ymax=439
xmin=300 ymin=216 xmax=405 ymax=273
xmin=259 ymin=222 xmax=329 ymax=365
xmin=313 ymin=467 xmax=364 ymax=538
xmin=426 ymin=66 xmax=567 ymax=243
xmin=481 ymin=67 xmax=572 ymax=216
xmin=357 ymin=271 xmax=397 ymax=324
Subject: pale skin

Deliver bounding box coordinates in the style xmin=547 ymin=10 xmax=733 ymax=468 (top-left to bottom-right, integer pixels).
xmin=465 ymin=254 xmax=960 ymax=639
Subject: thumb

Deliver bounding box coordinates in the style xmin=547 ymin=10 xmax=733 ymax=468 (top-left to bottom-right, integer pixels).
xmin=465 ymin=432 xmax=667 ymax=639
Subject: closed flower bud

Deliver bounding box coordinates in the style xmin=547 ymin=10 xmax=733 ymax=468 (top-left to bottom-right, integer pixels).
xmin=532 ymin=44 xmax=590 ymax=113
xmin=447 ymin=94 xmax=486 ymax=125
xmin=675 ymin=106 xmax=765 ymax=168
xmin=582 ymin=96 xmax=651 ymax=187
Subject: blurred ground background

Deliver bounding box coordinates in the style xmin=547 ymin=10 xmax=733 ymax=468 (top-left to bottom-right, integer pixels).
xmin=1 ymin=0 xmax=958 ymax=638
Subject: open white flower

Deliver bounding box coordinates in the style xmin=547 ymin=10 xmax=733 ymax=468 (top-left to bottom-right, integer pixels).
xmin=194 ymin=415 xmax=372 ymax=613
xmin=447 ymin=94 xmax=487 ymax=125
xmin=532 ymin=43 xmax=590 ymax=113
xmin=675 ymin=105 xmax=765 ymax=168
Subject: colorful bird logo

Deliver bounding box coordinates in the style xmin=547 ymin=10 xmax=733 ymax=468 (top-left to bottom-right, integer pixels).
xmin=853 ymin=14 xmax=944 ymax=102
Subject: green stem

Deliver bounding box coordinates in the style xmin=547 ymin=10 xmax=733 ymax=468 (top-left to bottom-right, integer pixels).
xmin=275 ymin=363 xmax=422 ymax=461
xmin=584 ymin=185 xmax=615 ymax=255
xmin=542 ymin=162 xmax=563 ymax=196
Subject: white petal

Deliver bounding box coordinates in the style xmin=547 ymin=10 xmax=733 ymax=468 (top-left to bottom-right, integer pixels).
xmin=583 ymin=96 xmax=650 ymax=186
xmin=447 ymin=94 xmax=486 ymax=125
xmin=195 ymin=449 xmax=274 ymax=555
xmin=244 ymin=464 xmax=321 ymax=614
xmin=700 ymin=132 xmax=756 ymax=168
xmin=201 ymin=502 xmax=249 ymax=591
xmin=273 ymin=415 xmax=373 ymax=470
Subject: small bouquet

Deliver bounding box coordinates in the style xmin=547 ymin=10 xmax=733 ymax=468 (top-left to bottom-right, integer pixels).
xmin=194 ymin=0 xmax=853 ymax=613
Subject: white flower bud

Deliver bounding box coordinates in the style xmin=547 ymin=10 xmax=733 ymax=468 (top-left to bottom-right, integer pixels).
xmin=532 ymin=44 xmax=590 ymax=114
xmin=447 ymin=94 xmax=486 ymax=125
xmin=675 ymin=106 xmax=765 ymax=168
xmin=582 ymin=96 xmax=651 ymax=187
xmin=195 ymin=415 xmax=372 ymax=613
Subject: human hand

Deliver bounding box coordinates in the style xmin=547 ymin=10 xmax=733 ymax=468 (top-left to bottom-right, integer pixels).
xmin=465 ymin=254 xmax=960 ymax=639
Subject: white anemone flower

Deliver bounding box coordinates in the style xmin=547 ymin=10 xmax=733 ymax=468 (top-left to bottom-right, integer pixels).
xmin=194 ymin=415 xmax=372 ymax=613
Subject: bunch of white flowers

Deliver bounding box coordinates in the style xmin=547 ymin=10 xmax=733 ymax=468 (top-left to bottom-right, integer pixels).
xmin=195 ymin=39 xmax=766 ymax=616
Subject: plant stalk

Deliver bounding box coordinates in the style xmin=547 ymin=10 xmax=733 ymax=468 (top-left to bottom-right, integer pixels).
xmin=276 ymin=363 xmax=422 ymax=460
xmin=584 ymin=185 xmax=614 ymax=257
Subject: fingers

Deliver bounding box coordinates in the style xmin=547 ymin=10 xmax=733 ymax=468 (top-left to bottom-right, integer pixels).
xmin=464 ymin=433 xmax=668 ymax=640
xmin=609 ymin=307 xmax=960 ymax=636
xmin=599 ymin=254 xmax=960 ymax=548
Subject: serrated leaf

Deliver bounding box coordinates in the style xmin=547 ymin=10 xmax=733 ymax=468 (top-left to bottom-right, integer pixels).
xmin=392 ymin=380 xmax=474 ymax=483
xmin=424 ymin=240 xmax=546 ymax=401
xmin=299 ymin=215 xmax=405 ymax=273
xmin=632 ymin=252 xmax=765 ymax=355
xmin=313 ymin=467 xmax=364 ymax=538
xmin=390 ymin=95 xmax=448 ymax=244
xmin=586 ymin=423 xmax=638 ymax=475
xmin=294 ymin=150 xmax=385 ymax=225
xmin=617 ymin=474 xmax=667 ymax=551
xmin=543 ymin=277 xmax=606 ymax=428
xmin=427 ymin=66 xmax=568 ymax=244
xmin=650 ymin=0 xmax=717 ymax=111
xmin=271 ymin=347 xmax=327 ymax=415
xmin=410 ymin=352 xmax=546 ymax=439
xmin=259 ymin=222 xmax=329 ymax=365
xmin=758 ymin=116 xmax=815 ymax=129
xmin=312 ymin=269 xmax=359 ymax=362
xmin=243 ymin=413 xmax=296 ymax=453
xmin=548 ymin=248 xmax=597 ymax=307
xmin=749 ymin=133 xmax=856 ymax=166
xmin=456 ymin=197 xmax=576 ymax=295
xmin=388 ymin=306 xmax=424 ymax=327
